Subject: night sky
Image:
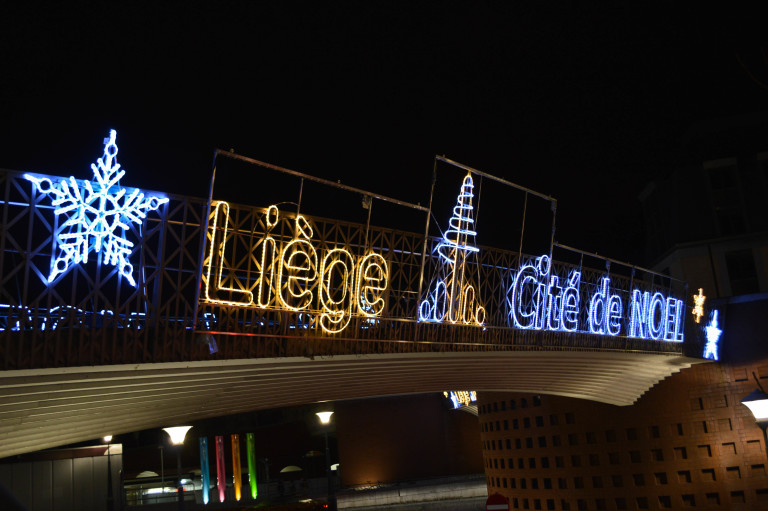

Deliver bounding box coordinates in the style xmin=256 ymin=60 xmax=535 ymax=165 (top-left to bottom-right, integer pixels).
xmin=2 ymin=3 xmax=767 ymax=262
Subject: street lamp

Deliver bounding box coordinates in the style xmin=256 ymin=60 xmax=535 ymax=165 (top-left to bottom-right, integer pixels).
xmin=104 ymin=436 xmax=114 ymax=511
xmin=742 ymin=388 xmax=768 ymax=459
xmin=163 ymin=426 xmax=192 ymax=511
xmin=315 ymin=411 xmax=336 ymax=511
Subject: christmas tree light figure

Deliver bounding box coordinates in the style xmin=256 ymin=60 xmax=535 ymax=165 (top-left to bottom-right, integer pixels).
xmin=419 ymin=173 xmax=485 ymax=325
xmin=25 ymin=130 xmax=168 ymax=286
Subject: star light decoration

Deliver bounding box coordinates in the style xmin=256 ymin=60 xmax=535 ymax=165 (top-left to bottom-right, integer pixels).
xmin=25 ymin=130 xmax=168 ymax=287
xmin=703 ymin=310 xmax=722 ymax=361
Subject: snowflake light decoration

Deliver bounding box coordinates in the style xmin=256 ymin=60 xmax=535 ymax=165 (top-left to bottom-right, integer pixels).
xmin=25 ymin=130 xmax=168 ymax=287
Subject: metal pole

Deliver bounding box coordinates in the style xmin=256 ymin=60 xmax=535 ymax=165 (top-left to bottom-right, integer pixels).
xmin=177 ymin=447 xmax=184 ymax=511
xmin=106 ymin=442 xmax=114 ymax=511
xmin=325 ymin=430 xmax=336 ymax=511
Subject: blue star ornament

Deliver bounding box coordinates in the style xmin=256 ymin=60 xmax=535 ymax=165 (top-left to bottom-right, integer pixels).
xmin=25 ymin=130 xmax=168 ymax=287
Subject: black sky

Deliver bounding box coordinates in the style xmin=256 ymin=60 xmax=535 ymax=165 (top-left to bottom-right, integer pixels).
xmin=2 ymin=3 xmax=767 ymax=262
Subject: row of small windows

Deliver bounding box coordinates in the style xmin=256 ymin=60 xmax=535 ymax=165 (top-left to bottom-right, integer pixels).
xmin=479 ymin=396 xmax=543 ymax=414
xmin=486 ymin=490 xmax=768 ymax=510
xmin=486 ymin=465 xmax=767 ymax=492
xmin=484 ymin=451 xmax=762 ymax=472
xmin=482 ymin=420 xmax=734 ymax=441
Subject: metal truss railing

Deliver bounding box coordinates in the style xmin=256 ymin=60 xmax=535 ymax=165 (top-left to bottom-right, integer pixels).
xmin=0 ymin=168 xmax=693 ymax=370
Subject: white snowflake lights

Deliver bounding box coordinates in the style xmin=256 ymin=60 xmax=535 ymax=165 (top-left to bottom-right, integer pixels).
xmin=25 ymin=130 xmax=168 ymax=287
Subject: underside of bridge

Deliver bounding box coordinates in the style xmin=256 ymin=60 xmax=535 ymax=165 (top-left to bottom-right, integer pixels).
xmin=0 ymin=351 xmax=706 ymax=459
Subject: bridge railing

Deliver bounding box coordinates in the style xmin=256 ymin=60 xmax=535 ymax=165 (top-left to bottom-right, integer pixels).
xmin=0 ymin=169 xmax=695 ymax=370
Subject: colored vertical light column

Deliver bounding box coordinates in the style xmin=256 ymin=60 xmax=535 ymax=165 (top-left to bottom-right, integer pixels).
xmin=231 ymin=434 xmax=242 ymax=501
xmin=246 ymin=432 xmax=258 ymax=499
xmin=199 ymin=437 xmax=211 ymax=505
xmin=215 ymin=435 xmax=226 ymax=502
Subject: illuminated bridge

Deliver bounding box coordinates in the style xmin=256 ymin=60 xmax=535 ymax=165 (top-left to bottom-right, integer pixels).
xmin=0 ymin=138 xmax=706 ymax=459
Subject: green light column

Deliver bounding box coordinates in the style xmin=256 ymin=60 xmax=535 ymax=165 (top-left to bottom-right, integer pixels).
xmin=246 ymin=433 xmax=258 ymax=500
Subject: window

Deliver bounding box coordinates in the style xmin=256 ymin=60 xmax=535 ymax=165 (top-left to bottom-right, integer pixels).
xmin=605 ymin=429 xmax=617 ymax=442
xmin=493 ymin=402 xmax=498 ymax=412
xmin=654 ymin=472 xmax=668 ymax=485
xmin=515 ymin=439 xmax=521 ymax=449
xmin=691 ymin=397 xmax=703 ymax=410
xmin=546 ymin=499 xmax=554 ymax=511
xmin=651 ymin=449 xmax=664 ymax=461
xmin=681 ymin=495 xmax=695 ymax=507
xmin=722 ymin=442 xmax=737 ymax=455
xmin=725 ymin=466 xmax=741 ymax=479
xmin=510 ymin=399 xmax=516 ymax=410
xmin=496 ymin=420 xmax=500 ymax=431
xmin=531 ymin=479 xmax=539 ymax=490
xmin=676 ymin=423 xmax=684 ymax=436
xmin=586 ymin=432 xmax=597 ymax=444
xmin=529 ymin=458 xmax=536 ymax=469
xmin=550 ymin=414 xmax=559 ymax=426
xmin=573 ymin=477 xmax=584 ymax=489
xmin=592 ymin=476 xmax=603 ymax=489
xmin=500 ymin=459 xmax=505 ymax=469
xmin=565 ymin=412 xmax=575 ymax=424
xmin=552 ymin=435 xmax=561 ymax=447
xmin=706 ymin=493 xmax=721 ymax=505
xmin=636 ymin=497 xmax=648 ymax=510
xmin=533 ymin=395 xmax=542 ymax=406
xmin=521 ymin=478 xmax=527 ymax=489
xmin=629 ymin=451 xmax=641 ymax=463
xmin=615 ymin=498 xmax=626 ymax=510
xmin=510 ymin=478 xmax=516 ymax=489
xmin=698 ymin=444 xmax=712 ymax=458
xmin=544 ymin=478 xmax=552 ymax=489
xmin=571 ymin=455 xmax=581 ymax=467
xmin=518 ymin=458 xmax=524 ymax=469
xmin=632 ymin=474 xmax=645 ymax=486
xmin=589 ymin=453 xmax=599 ymax=466
xmin=555 ymin=456 xmax=564 ymax=468
xmin=526 ymin=437 xmax=533 ymax=449
xmin=595 ymin=499 xmax=606 ymax=511
xmin=674 ymin=446 xmax=687 ymax=460
xmin=502 ymin=478 xmax=507 ymax=488
xmin=561 ymin=500 xmax=569 ymax=511
xmin=649 ymin=425 xmax=660 ymax=438
xmin=538 ymin=436 xmax=546 ymax=448
xmin=658 ymin=496 xmax=671 ymax=509
xmin=541 ymin=457 xmax=549 ymax=468
xmin=568 ymin=434 xmax=578 ymax=446
xmin=726 ymin=249 xmax=759 ymax=295
xmin=702 ymin=468 xmax=716 ymax=481
xmin=677 ymin=470 xmax=691 ymax=483
xmin=611 ymin=475 xmax=623 ymax=487
xmin=500 ymin=401 xmax=506 ymax=411
xmin=506 ymin=439 xmax=511 ymax=450
xmin=524 ymin=418 xmax=531 ymax=429
xmin=751 ymin=463 xmax=766 ymax=477
xmin=513 ymin=419 xmax=519 ymax=430
xmin=521 ymin=398 xmax=528 ymax=408
xmin=504 ymin=420 xmax=509 ymax=431
xmin=626 ymin=428 xmax=637 ymax=441
xmin=494 ymin=459 xmax=498 ymax=469
xmin=535 ymin=416 xmax=544 ymax=427
xmin=609 ymin=452 xmax=620 ymax=465
xmin=729 ymin=491 xmax=743 ymax=504
xmin=558 ymin=478 xmax=567 ymax=489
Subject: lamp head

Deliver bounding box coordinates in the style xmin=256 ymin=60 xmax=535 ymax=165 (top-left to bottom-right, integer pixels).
xmin=316 ymin=411 xmax=334 ymax=425
xmin=103 ymin=435 xmax=113 ymax=443
xmin=162 ymin=426 xmax=193 ymax=445
xmin=742 ymin=389 xmax=768 ymax=424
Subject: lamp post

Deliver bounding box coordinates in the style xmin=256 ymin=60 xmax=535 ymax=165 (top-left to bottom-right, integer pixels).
xmin=316 ymin=411 xmax=336 ymax=511
xmin=104 ymin=435 xmax=114 ymax=511
xmin=742 ymin=388 xmax=768 ymax=459
xmin=163 ymin=426 xmax=192 ymax=511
